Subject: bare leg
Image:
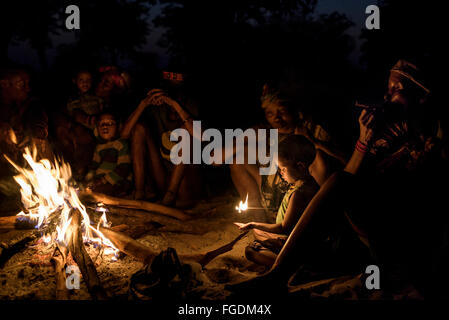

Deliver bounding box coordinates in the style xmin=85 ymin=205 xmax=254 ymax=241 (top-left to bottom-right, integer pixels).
xmin=245 ymin=245 xmax=278 ymax=267
xmin=144 ymin=128 xmax=167 ymax=194
xmin=227 ymin=173 xmax=343 ymax=294
xmin=175 ymin=164 xmax=202 ymax=208
xmin=230 ymin=163 xmax=266 ymax=222
xmin=162 ymin=163 xmax=186 ymax=206
xmin=130 ymin=123 xmax=147 ymax=199
xmin=271 ymin=173 xmax=341 ymax=279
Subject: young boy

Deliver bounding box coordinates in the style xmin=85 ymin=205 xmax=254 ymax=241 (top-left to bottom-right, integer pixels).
xmin=67 ymin=70 xmax=104 ymax=129
xmin=86 ymin=112 xmax=132 ymax=196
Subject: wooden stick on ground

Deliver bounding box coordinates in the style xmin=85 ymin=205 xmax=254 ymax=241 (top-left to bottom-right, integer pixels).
xmin=196 ymin=230 xmax=249 ymax=267
xmin=80 ymin=190 xmax=190 ymax=221
xmin=99 ymin=226 xmax=249 ymax=268
xmin=50 ymin=245 xmax=69 ymax=300
xmin=103 ymin=207 xmax=207 ymax=235
xmin=67 ymin=209 xmax=108 ymax=300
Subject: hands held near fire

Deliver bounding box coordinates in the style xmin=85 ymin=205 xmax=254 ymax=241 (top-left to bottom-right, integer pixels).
xmin=234 ymin=221 xmax=283 ymax=234
xmin=234 ymin=222 xmax=255 ymax=231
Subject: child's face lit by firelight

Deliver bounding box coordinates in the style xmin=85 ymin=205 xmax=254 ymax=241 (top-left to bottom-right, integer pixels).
xmin=97 ymin=114 xmax=117 ymax=141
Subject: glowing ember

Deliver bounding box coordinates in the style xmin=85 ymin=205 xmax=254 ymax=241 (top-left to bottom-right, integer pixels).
xmin=235 ymin=193 xmax=248 ymax=213
xmin=42 ymin=233 xmax=52 ymax=244
xmin=3 ymin=145 xmax=119 ymax=259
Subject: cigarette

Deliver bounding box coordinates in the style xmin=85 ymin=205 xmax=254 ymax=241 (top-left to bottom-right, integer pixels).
xmin=354 ymin=101 xmax=375 ymax=109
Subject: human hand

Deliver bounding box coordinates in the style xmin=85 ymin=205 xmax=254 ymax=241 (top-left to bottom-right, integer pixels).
xmin=294 ymin=126 xmax=311 ymax=140
xmin=358 ymin=109 xmax=375 ymax=145
xmin=138 ymin=89 xmax=164 ymax=108
xmin=233 ymin=222 xmax=254 ymax=231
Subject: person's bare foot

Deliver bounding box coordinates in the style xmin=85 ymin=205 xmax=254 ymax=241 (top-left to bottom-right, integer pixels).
xmin=134 ymin=190 xmax=145 ymax=200
xmin=161 ymin=190 xmax=176 ymax=206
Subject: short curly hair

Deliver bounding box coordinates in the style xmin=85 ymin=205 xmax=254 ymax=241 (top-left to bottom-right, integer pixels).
xmin=278 ymin=135 xmax=316 ymax=167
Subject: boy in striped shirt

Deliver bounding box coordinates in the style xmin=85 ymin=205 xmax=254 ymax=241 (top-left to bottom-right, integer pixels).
xmin=86 ymin=112 xmax=132 ymax=196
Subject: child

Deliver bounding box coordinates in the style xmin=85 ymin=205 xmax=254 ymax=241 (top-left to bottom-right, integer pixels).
xmin=86 ymin=112 xmax=132 ymax=196
xmin=235 ymin=135 xmax=319 ymax=267
xmin=67 ymin=70 xmax=104 ymax=129
xmin=54 ymin=70 xmax=104 ymax=179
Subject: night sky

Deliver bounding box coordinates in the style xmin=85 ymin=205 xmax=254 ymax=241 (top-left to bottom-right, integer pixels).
xmin=7 ymin=0 xmax=377 ymax=69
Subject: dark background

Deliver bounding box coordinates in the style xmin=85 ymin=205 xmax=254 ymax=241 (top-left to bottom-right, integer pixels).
xmin=0 ymin=0 xmax=444 ymax=151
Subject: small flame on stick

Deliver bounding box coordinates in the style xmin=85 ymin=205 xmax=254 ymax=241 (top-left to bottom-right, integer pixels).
xmin=235 ymin=193 xmax=248 ymax=213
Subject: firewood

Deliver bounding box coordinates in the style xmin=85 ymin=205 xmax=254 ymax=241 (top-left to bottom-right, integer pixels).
xmin=99 ymin=226 xmax=248 ymax=268
xmin=102 ymin=207 xmax=207 ymax=235
xmin=98 ymin=226 xmax=157 ymax=265
xmin=196 ymin=230 xmax=249 ymax=267
xmin=80 ymin=190 xmax=190 ymax=221
xmin=66 ymin=209 xmax=108 ymax=300
xmin=51 ymin=246 xmax=69 ymax=300
xmin=0 ymin=216 xmax=18 ymax=230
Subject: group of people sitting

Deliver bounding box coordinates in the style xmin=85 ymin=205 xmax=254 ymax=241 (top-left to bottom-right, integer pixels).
xmin=0 ymin=58 xmax=447 ymax=298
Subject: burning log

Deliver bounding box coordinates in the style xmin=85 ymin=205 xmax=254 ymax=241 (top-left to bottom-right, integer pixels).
xmin=80 ymin=190 xmax=190 ymax=221
xmin=50 ymin=246 xmax=69 ymax=300
xmin=98 ymin=226 xmax=157 ymax=265
xmin=99 ymin=226 xmax=249 ymax=268
xmin=0 ymin=216 xmax=20 ymax=230
xmin=66 ymin=209 xmax=108 ymax=300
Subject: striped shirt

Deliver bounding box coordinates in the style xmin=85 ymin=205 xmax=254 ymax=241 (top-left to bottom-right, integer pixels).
xmin=88 ymin=138 xmax=132 ymax=185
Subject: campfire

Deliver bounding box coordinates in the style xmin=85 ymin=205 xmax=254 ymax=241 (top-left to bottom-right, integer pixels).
xmin=4 ymin=145 xmax=120 ymax=299
xmin=5 ymin=146 xmax=118 ymax=256
xmin=0 ymin=144 xmax=251 ymax=300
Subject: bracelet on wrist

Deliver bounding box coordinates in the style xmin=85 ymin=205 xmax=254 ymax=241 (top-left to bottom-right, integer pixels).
xmin=355 ymin=140 xmax=368 ymax=154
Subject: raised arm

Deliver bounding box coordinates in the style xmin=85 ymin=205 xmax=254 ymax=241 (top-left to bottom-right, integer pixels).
xmin=120 ymin=93 xmax=154 ymax=139
xmin=344 ymin=109 xmax=375 ymax=175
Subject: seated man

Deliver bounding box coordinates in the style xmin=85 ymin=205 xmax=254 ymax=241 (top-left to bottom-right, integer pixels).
xmin=121 ymin=71 xmax=202 ymax=207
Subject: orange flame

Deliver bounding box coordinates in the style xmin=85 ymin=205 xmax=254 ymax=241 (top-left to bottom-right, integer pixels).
xmin=4 ymin=145 xmax=119 ymax=258
xmin=235 ymin=193 xmax=248 ymax=213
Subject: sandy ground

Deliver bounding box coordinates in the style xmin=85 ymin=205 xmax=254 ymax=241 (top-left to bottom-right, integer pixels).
xmin=0 ymin=194 xmax=268 ymax=300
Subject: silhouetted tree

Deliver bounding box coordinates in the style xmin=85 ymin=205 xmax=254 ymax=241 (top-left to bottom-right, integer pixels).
xmin=360 ymin=0 xmax=443 ymax=87
xmin=152 ymin=0 xmax=355 ymax=131
xmin=0 ymin=0 xmax=61 ymax=69
xmin=57 ymin=0 xmax=155 ymax=65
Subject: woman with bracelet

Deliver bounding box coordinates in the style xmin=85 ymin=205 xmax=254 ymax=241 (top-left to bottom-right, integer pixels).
xmin=229 ymin=59 xmax=438 ymax=299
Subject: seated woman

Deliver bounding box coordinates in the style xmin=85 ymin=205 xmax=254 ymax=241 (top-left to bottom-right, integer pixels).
xmin=235 ymin=135 xmax=319 ymax=267
xmin=85 ymin=112 xmax=132 ymax=196
xmin=229 ymin=84 xmax=346 ymax=222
